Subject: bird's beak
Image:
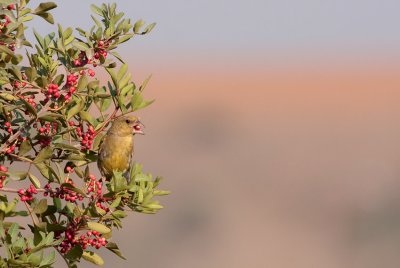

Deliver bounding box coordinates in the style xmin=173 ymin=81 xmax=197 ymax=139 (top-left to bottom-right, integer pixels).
xmin=133 ymin=120 xmax=145 ymax=135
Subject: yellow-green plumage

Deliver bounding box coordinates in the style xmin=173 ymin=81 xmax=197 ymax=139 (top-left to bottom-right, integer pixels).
xmin=97 ymin=115 xmax=143 ymax=179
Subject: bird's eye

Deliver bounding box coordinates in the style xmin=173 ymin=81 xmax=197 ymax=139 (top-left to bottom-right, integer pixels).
xmin=125 ymin=119 xmax=131 ymax=124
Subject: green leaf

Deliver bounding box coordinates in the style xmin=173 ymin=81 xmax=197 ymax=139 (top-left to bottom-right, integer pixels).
xmin=9 ymin=66 xmax=22 ymax=80
xmin=110 ymin=196 xmax=121 ymax=208
xmin=18 ymin=140 xmax=32 ymax=156
xmin=105 ymin=67 xmax=118 ymax=88
xmin=33 ymin=146 xmax=53 ymax=163
xmin=34 ymin=162 xmax=59 ymax=182
xmin=134 ymin=173 xmax=152 ymax=182
xmin=53 ymin=73 xmax=64 ymax=85
xmin=139 ymin=74 xmax=152 ymax=91
xmin=53 ymin=143 xmax=80 ymax=153
xmin=82 ymin=251 xmax=104 ymax=266
xmin=92 ymin=132 xmax=105 ymax=151
xmin=5 ymin=198 xmax=18 ymax=214
xmin=90 ymin=4 xmax=103 ymax=16
xmin=39 ymin=250 xmax=56 ymax=266
xmin=0 ymin=93 xmax=17 ymax=101
xmin=73 ymin=41 xmax=90 ymax=51
xmin=109 ymin=51 xmax=124 ymax=63
xmin=39 ymin=112 xmax=63 ymax=122
xmin=153 ymin=190 xmax=171 ymax=196
xmin=33 ymin=29 xmax=44 ymax=48
xmin=66 ymin=98 xmax=83 ymax=120
xmin=116 ymin=33 xmax=134 ymax=45
xmin=91 ymin=15 xmax=103 ymax=28
xmin=33 ymin=2 xmax=57 ymax=15
xmin=111 ymin=210 xmax=126 ymax=218
xmin=111 ymin=171 xmax=128 ymax=192
xmin=8 ymin=223 xmax=19 ymax=242
xmin=117 ymin=64 xmax=128 ymax=81
xmin=100 ymin=97 xmax=111 ymax=112
xmin=79 ymin=111 xmax=97 ymax=126
xmin=63 ymin=27 xmax=73 ymax=40
xmin=35 ymin=12 xmax=54 ymax=24
xmin=20 ymin=97 xmax=37 ymax=117
xmin=145 ymin=201 xmax=163 ymax=210
xmin=106 ymin=242 xmax=126 ymax=260
xmin=8 ymin=171 xmax=28 ymax=181
xmin=53 ymin=198 xmax=62 ymax=210
xmin=24 ymin=67 xmax=37 ymax=82
xmin=0 ymin=45 xmax=16 ymax=58
xmin=87 ymin=222 xmax=111 ymax=234
xmin=133 ymin=19 xmax=145 ymax=34
xmin=130 ymin=91 xmax=143 ymax=111
xmin=33 ymin=199 xmax=47 ymax=214
xmin=64 ymin=245 xmax=83 ymax=261
xmin=28 ymin=173 xmax=41 ymax=188
xmin=142 ymin=22 xmax=156 ymax=34
xmin=77 ymin=75 xmax=88 ymax=91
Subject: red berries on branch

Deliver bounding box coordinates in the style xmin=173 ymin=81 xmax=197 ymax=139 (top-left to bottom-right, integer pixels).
xmin=43 ymin=181 xmax=84 ymax=203
xmin=18 ymin=185 xmax=38 ymax=202
xmin=59 ymin=223 xmax=108 ymax=254
xmin=46 ymin=83 xmax=60 ymax=99
xmin=76 ymin=124 xmax=96 ymax=151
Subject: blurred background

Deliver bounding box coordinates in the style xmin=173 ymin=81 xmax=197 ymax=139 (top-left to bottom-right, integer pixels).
xmin=31 ymin=0 xmax=400 ymax=267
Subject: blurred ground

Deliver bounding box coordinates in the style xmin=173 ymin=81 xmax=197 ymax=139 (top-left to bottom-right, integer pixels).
xmin=69 ymin=57 xmax=400 ymax=268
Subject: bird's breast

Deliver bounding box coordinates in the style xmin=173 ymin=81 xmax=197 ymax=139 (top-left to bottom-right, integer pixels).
xmin=98 ymin=135 xmax=134 ymax=176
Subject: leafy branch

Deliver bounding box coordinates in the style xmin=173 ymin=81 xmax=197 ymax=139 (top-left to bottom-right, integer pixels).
xmin=0 ymin=1 xmax=168 ymax=267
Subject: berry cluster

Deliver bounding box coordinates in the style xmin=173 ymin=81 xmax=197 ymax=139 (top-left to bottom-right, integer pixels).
xmin=86 ymin=174 xmax=102 ymax=196
xmin=0 ymin=165 xmax=8 ymax=188
xmin=95 ymin=196 xmax=109 ymax=212
xmin=85 ymin=174 xmax=109 ymax=212
xmin=18 ymin=185 xmax=38 ymax=202
xmin=88 ymin=69 xmax=95 ymax=77
xmin=4 ymin=122 xmax=12 ymax=134
xmin=5 ymin=145 xmax=15 ymax=154
xmin=66 ymin=166 xmax=74 ymax=174
xmin=80 ymin=230 xmax=107 ymax=250
xmin=38 ymin=122 xmax=58 ymax=135
xmin=44 ymin=181 xmax=84 ymax=203
xmin=74 ymin=40 xmax=110 ymax=68
xmin=37 ymin=121 xmax=58 ymax=148
xmin=73 ymin=51 xmax=88 ymax=67
xmin=75 ymin=124 xmax=96 ymax=151
xmin=46 ymin=83 xmax=61 ymax=99
xmin=0 ymin=15 xmax=11 ymax=31
xmin=64 ymin=74 xmax=78 ymax=102
xmin=13 ymin=81 xmax=27 ymax=88
xmin=20 ymin=94 xmax=37 ymax=108
xmin=94 ymin=40 xmax=109 ymax=59
xmin=59 ymin=223 xmax=108 ymax=254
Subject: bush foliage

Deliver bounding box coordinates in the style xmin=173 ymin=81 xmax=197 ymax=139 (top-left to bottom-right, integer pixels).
xmin=0 ymin=1 xmax=168 ymax=267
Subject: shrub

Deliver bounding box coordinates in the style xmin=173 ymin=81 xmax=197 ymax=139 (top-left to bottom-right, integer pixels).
xmin=0 ymin=1 xmax=168 ymax=267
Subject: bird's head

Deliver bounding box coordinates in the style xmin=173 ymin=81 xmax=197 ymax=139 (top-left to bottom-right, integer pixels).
xmin=109 ymin=115 xmax=144 ymax=136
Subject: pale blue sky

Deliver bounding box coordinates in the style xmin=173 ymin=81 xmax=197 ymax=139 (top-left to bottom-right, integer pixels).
xmin=29 ymin=0 xmax=400 ymax=61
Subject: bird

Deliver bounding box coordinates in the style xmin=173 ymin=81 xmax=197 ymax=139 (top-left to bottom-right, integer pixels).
xmin=97 ymin=115 xmax=144 ymax=180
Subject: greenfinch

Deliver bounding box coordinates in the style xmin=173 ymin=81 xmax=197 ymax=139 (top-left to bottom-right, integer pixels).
xmin=97 ymin=115 xmax=144 ymax=179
